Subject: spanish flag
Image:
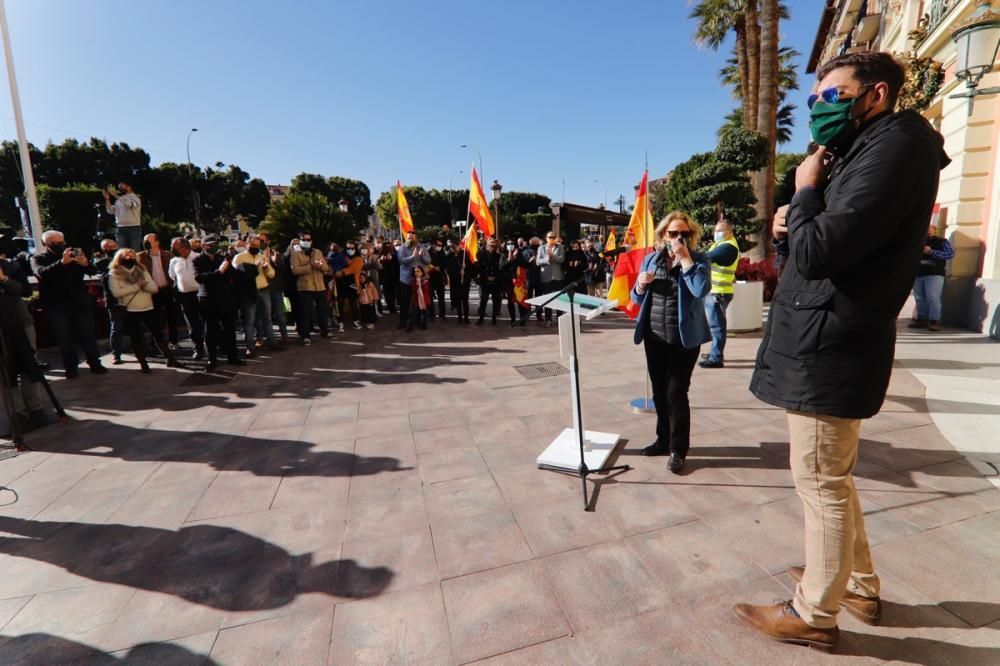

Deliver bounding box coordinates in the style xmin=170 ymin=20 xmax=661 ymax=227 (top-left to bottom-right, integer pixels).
xmin=397 ymin=181 xmax=415 ymax=235
xmin=468 ymin=166 xmax=495 ymax=238
xmin=605 ymin=228 xmax=616 ymax=253
xmin=607 ymin=171 xmax=654 ymax=318
xmin=461 ymin=223 xmax=478 ymax=263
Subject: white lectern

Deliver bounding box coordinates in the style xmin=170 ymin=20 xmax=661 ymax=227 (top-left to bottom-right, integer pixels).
xmin=527 ymin=282 xmax=629 ymax=510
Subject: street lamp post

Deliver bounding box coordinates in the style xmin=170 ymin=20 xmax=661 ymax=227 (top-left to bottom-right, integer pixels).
xmin=459 ymin=144 xmax=484 ymax=183
xmin=491 ymin=179 xmax=502 ymax=238
xmin=186 ymin=128 xmax=201 ymax=230
xmin=949 ymin=0 xmax=1000 ymax=116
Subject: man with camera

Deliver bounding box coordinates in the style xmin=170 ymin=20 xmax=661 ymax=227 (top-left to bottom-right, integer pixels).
xmin=31 ymin=231 xmax=108 ymax=378
xmin=735 ymin=52 xmax=950 ymax=651
xmin=103 ymin=182 xmax=143 ymax=251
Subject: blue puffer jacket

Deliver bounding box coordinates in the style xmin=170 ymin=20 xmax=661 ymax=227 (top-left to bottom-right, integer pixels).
xmin=630 ymin=250 xmax=712 ymax=349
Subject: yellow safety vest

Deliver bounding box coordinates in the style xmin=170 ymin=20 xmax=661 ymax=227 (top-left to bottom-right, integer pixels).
xmin=709 ymin=237 xmax=740 ymax=294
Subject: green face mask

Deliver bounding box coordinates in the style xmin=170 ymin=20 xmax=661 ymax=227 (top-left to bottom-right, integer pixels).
xmin=808 ymin=98 xmax=856 ymax=149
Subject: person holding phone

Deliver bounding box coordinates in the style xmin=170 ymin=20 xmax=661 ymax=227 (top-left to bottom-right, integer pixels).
xmin=630 ymin=212 xmax=711 ymax=474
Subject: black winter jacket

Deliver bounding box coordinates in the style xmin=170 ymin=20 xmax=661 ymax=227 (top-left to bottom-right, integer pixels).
xmin=750 ymin=111 xmax=950 ymax=419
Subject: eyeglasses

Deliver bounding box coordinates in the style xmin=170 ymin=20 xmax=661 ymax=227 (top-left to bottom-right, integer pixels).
xmin=666 ymin=230 xmax=691 ymax=239
xmin=807 ymin=83 xmax=874 ymax=109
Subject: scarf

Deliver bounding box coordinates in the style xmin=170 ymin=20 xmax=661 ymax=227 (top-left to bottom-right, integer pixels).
xmin=415 ymin=278 xmax=426 ymax=310
xmin=110 ymin=264 xmax=147 ymax=284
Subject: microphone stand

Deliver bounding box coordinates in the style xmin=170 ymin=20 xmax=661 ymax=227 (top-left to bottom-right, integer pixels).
xmin=540 ymin=277 xmax=629 ymax=511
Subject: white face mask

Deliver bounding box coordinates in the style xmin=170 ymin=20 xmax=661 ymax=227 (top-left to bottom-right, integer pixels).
xmin=299 ymin=241 xmax=312 ymax=251
xmin=360 ymin=248 xmax=369 ymax=256
xmin=714 ymin=232 xmax=726 ymax=243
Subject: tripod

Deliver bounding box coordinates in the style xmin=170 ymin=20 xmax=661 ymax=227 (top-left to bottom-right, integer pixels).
xmin=0 ymin=319 xmax=65 ymax=452
xmin=539 ymin=277 xmax=629 ymax=511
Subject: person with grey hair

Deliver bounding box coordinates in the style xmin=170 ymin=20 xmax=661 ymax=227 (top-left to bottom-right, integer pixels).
xmin=30 ymin=230 xmax=107 ymax=378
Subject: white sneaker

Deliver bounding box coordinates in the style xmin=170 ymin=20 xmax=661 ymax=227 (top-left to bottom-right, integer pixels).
xmin=338 ymin=323 xmax=345 ymax=333
xmin=352 ymin=321 xmax=362 ymax=329
xmin=303 ymin=338 xmax=312 ymax=346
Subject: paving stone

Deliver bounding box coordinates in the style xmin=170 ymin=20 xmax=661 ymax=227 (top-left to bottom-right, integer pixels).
xmin=329 ymin=583 xmax=452 ymax=664
xmin=210 ymin=609 xmax=333 ymax=665
xmin=441 ymin=562 xmax=570 ymax=664
xmin=431 ymin=508 xmax=533 ymax=579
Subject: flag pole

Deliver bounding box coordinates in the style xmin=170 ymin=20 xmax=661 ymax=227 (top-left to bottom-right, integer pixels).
xmin=0 ymin=0 xmax=43 ymax=251
xmin=630 ymin=154 xmax=655 ymax=415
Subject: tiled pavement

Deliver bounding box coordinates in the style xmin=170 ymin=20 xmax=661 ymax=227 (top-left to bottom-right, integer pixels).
xmin=0 ymin=311 xmax=997 ymax=664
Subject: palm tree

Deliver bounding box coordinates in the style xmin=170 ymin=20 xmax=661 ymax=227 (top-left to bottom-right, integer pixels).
xmin=718 ymin=101 xmax=796 ymax=146
xmin=751 ymin=0 xmax=780 ymax=260
xmin=690 ymin=0 xmax=752 ymax=128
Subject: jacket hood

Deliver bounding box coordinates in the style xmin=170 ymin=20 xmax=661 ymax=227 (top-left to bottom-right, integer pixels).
xmin=883 ymin=110 xmax=951 ymax=170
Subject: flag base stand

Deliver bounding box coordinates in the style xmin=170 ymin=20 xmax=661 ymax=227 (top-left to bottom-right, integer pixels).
xmin=629 ymin=397 xmax=656 ymax=414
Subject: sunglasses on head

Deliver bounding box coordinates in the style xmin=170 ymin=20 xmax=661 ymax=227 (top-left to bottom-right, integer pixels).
xmin=666 ymin=230 xmax=691 ymax=239
xmin=807 ymin=83 xmax=874 ymax=110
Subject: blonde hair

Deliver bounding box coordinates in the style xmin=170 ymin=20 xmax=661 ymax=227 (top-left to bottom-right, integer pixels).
xmin=109 ymin=247 xmax=139 ymax=269
xmin=654 ymin=211 xmax=700 ymax=250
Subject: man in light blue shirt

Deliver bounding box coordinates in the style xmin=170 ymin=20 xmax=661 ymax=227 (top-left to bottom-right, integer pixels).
xmin=396 ymin=232 xmax=430 ymax=329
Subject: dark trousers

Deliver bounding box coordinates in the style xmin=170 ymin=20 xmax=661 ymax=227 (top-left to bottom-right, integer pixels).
xmin=643 ymin=335 xmax=699 ymax=457
xmin=527 ymin=281 xmax=542 ymax=318
xmin=152 ymin=288 xmax=180 ymax=344
xmin=429 ymin=281 xmax=447 ymax=319
xmin=477 ymin=286 xmax=502 ymax=321
xmin=107 ymin=305 xmax=126 ymax=358
xmin=383 ymin=281 xmax=398 ymax=313
xmin=200 ymin=299 xmax=238 ymax=362
xmin=540 ymin=280 xmax=563 ymax=321
xmin=46 ymin=300 xmax=101 ymax=371
xmin=296 ymin=290 xmax=330 ymax=339
xmin=503 ymin=282 xmax=527 ymax=321
xmin=450 ymin=282 xmax=470 ymax=320
xmin=397 ymin=282 xmax=412 ymax=328
xmin=177 ymin=291 xmax=205 ymax=349
xmin=126 ymin=309 xmax=168 ymax=365
xmin=268 ymin=287 xmax=288 ymax=338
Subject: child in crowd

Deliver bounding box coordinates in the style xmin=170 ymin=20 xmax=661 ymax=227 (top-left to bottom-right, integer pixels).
xmin=358 ymin=272 xmax=379 ymax=330
xmin=410 ymin=265 xmax=431 ymax=331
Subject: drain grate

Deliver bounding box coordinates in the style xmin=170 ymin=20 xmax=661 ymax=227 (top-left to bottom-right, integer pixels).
xmin=179 ymin=370 xmax=236 ymax=387
xmin=514 ymin=362 xmax=569 ymax=380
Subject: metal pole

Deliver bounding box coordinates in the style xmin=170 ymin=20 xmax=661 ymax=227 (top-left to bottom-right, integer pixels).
xmin=0 ymin=0 xmax=42 ymax=252
xmin=186 ymin=128 xmax=201 ymax=231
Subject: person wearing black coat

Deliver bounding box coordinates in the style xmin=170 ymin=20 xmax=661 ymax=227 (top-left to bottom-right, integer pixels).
xmin=499 ymin=240 xmax=528 ymax=327
xmin=475 ymin=239 xmax=503 ymax=325
xmin=30 ymin=230 xmax=107 ymax=378
xmin=445 ymin=244 xmax=472 ymax=324
xmin=427 ymin=240 xmax=449 ymax=320
xmin=377 ymin=242 xmax=399 ymax=314
xmin=735 ymin=52 xmax=951 ymax=650
xmin=193 ymin=239 xmax=244 ymax=371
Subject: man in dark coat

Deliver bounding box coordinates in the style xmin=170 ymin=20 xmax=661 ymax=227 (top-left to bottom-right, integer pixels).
xmin=193 ymin=237 xmax=244 ymax=371
xmin=475 ymin=238 xmax=503 ymax=325
xmin=30 ymin=230 xmax=108 ymax=378
xmin=735 ymin=52 xmax=950 ymax=651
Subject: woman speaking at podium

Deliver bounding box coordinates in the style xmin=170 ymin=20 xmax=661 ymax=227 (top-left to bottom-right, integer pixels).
xmin=630 ymin=212 xmax=712 ymax=474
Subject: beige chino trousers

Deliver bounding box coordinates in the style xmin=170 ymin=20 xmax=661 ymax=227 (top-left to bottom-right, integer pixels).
xmin=787 ymin=410 xmax=881 ymax=628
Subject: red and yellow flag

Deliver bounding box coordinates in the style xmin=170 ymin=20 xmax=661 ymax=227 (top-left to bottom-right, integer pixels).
xmin=460 ymin=223 xmax=478 ymax=263
xmin=468 ymin=166 xmax=495 ymax=238
xmin=397 ymin=181 xmax=414 ymax=235
xmin=607 ymin=171 xmax=654 ymax=318
xmin=513 ymin=266 xmax=528 ymax=306
xmin=605 ymin=228 xmax=616 ymax=253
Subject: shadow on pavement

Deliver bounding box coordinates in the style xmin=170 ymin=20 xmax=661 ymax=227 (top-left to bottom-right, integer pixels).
xmin=0 ymin=517 xmax=393 ymax=611
xmin=840 ymin=631 xmax=1000 ymax=665
xmin=0 ymin=632 xmax=220 ymax=665
xmin=34 ymin=420 xmax=411 ymax=478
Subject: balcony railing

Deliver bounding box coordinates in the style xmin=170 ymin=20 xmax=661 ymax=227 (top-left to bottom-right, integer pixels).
xmin=925 ymin=0 xmax=959 ymax=35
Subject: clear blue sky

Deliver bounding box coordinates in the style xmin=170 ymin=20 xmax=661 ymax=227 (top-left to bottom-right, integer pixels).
xmin=1 ymin=0 xmax=824 ymax=207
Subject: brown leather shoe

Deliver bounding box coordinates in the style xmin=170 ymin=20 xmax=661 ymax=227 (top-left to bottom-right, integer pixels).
xmin=788 ymin=566 xmax=882 ymax=626
xmin=733 ymin=600 xmax=838 ymax=651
